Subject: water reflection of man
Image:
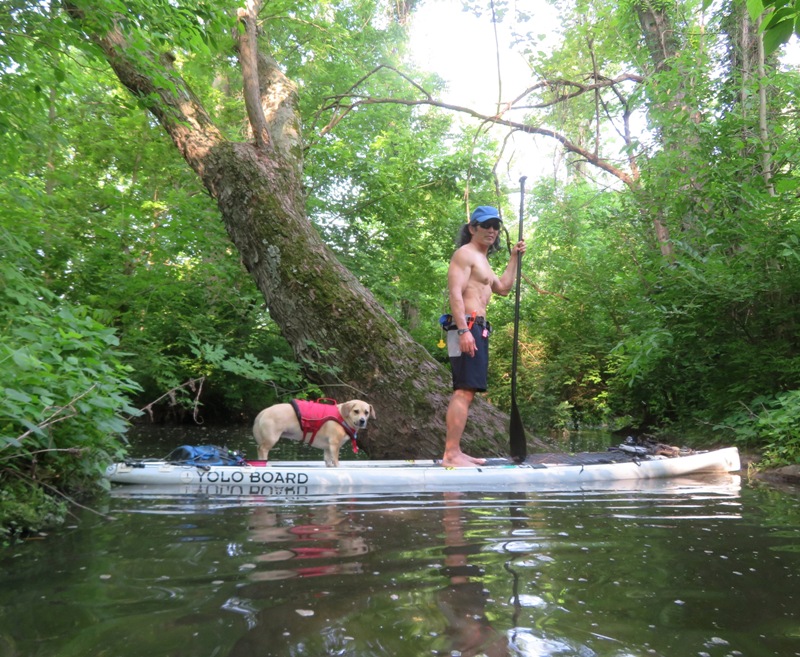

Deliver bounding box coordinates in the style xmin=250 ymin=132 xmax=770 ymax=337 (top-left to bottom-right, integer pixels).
xmin=438 ymin=493 xmax=509 ymax=657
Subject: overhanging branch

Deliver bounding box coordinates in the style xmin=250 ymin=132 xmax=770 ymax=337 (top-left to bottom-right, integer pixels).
xmin=323 ymin=95 xmax=637 ymax=188
xmin=316 ymin=66 xmax=642 ymax=189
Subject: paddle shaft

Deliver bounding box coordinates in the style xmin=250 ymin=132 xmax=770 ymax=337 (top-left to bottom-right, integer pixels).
xmin=509 ymin=176 xmax=527 ymax=462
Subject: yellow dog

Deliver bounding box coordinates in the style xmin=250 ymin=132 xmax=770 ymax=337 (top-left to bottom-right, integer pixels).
xmin=253 ymin=398 xmax=375 ymax=467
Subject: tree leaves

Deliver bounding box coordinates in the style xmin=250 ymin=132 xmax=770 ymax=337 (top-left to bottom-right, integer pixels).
xmin=747 ymin=0 xmax=800 ymax=53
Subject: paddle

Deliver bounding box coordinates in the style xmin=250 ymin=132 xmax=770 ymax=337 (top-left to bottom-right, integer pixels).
xmin=509 ymin=175 xmax=528 ymax=463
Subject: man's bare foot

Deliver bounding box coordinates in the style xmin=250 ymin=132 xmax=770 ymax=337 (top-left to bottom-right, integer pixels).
xmin=441 ymin=452 xmax=486 ymax=467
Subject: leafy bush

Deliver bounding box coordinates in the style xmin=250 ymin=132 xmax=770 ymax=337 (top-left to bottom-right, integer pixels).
xmin=717 ymin=390 xmax=800 ymax=468
xmin=1 ymin=229 xmax=141 ymax=539
xmin=0 ymin=481 xmax=67 ymax=544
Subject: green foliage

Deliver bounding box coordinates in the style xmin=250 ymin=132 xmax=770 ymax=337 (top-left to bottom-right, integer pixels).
xmin=718 ymin=390 xmax=800 ymax=467
xmin=0 ymin=228 xmax=141 ymax=538
xmin=0 ymin=10 xmax=304 ymax=419
xmin=486 ymin=181 xmax=650 ymax=430
xmin=570 ymin=163 xmax=800 ymax=434
xmin=746 ymin=0 xmax=800 ymax=53
xmin=293 ymin=13 xmax=502 ymax=348
xmin=188 ymin=337 xmax=342 ymax=406
xmin=0 ymin=481 xmax=67 ymax=545
xmin=606 ymin=139 xmax=800 ymax=427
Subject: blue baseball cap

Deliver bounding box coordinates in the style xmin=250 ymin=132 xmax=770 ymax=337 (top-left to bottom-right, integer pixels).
xmin=470 ymin=206 xmax=501 ymax=223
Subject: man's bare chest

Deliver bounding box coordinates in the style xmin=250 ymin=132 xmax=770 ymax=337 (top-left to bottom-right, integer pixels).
xmin=468 ymin=259 xmax=494 ymax=286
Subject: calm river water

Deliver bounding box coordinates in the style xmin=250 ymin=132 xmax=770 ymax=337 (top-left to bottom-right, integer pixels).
xmin=1 ymin=428 xmax=799 ymax=657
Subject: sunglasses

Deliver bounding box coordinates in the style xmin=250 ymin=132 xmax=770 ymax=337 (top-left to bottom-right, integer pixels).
xmin=477 ymin=219 xmax=502 ymax=231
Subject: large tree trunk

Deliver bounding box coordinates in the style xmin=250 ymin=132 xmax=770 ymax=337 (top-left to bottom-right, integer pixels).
xmin=64 ymin=2 xmax=542 ymax=459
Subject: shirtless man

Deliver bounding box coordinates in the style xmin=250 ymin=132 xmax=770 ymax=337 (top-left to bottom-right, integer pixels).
xmin=443 ymin=206 xmax=526 ymax=467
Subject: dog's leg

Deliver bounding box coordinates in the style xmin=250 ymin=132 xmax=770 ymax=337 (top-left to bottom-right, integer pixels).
xmin=257 ymin=442 xmax=273 ymax=461
xmin=253 ymin=412 xmax=281 ymax=462
xmin=326 ymin=436 xmax=346 ymax=468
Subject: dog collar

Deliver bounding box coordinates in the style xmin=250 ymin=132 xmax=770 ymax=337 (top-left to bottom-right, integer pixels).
xmin=341 ymin=420 xmax=359 ymax=454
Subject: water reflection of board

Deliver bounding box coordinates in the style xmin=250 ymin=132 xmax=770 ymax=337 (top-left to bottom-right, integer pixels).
xmin=105 ymin=446 xmax=740 ymax=494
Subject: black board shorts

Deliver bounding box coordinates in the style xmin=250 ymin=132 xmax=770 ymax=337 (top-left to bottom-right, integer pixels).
xmin=447 ymin=323 xmax=489 ymax=392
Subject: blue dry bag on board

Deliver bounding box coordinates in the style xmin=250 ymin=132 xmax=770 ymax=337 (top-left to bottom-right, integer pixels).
xmin=166 ymin=445 xmax=246 ymax=466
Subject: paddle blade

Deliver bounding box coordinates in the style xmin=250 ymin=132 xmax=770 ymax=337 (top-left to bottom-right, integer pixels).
xmin=509 ymin=398 xmax=527 ymax=462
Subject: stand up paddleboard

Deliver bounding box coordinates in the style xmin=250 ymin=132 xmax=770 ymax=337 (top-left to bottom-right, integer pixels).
xmin=105 ymin=446 xmax=741 ymax=495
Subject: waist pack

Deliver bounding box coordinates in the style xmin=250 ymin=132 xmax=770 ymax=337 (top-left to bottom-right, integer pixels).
xmin=166 ymin=444 xmax=246 ymax=466
xmin=439 ymin=313 xmax=491 ymax=332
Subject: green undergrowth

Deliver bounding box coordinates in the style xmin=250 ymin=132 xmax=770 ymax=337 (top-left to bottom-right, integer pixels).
xmin=716 ymin=390 xmax=800 ymax=469
xmin=1 ymin=229 xmax=140 ymax=543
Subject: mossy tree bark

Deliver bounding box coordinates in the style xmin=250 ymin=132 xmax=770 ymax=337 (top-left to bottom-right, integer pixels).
xmin=64 ymin=1 xmax=540 ymax=458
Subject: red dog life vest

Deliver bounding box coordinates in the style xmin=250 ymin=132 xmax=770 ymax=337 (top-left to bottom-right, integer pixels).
xmin=290 ymin=399 xmax=359 ymax=453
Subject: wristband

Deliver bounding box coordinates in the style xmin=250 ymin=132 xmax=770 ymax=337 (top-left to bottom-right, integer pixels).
xmin=457 ymin=328 xmax=469 ymax=335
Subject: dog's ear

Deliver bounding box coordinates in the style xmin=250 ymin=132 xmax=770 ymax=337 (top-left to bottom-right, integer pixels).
xmin=339 ymin=401 xmax=355 ymax=417
xmin=369 ymin=404 xmax=376 ymax=420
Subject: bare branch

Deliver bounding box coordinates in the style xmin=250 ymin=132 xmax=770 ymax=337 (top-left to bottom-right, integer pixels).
xmin=139 ymin=377 xmax=207 ymax=423
xmin=323 ymin=94 xmax=638 ymax=187
xmin=510 ymin=73 xmax=644 ymax=108
xmin=312 ymin=64 xmax=432 ymax=137
xmin=315 ymin=69 xmax=644 ymax=188
xmin=490 ymin=0 xmax=503 ymax=112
